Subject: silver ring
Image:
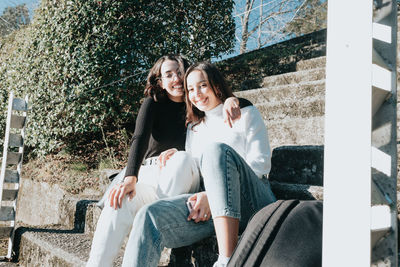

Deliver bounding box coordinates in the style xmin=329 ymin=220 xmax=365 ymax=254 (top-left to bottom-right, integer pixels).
xmin=204 ymin=214 xmax=208 ymax=218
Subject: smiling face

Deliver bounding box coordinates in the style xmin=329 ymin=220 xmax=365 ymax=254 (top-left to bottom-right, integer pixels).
xmin=186 ymin=70 xmax=222 ymax=111
xmin=159 ymin=59 xmax=184 ymax=102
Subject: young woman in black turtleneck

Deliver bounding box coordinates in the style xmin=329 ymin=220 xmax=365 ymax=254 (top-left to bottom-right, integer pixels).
xmin=87 ymin=55 xmax=251 ymax=267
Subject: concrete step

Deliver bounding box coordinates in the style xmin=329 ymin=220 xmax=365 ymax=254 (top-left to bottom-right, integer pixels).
xmin=15 ymin=227 xmax=176 ymax=267
xmin=17 ymin=180 xmax=79 ymax=229
xmin=0 ymin=262 xmax=18 ymax=266
xmin=269 ymin=146 xmax=324 ymax=186
xmin=17 ymin=230 xmax=89 ymax=267
xmin=84 ymin=203 xmax=101 ymax=237
xmin=15 ymin=224 xmax=212 ymax=267
xmin=266 ymin=116 xmax=324 ymax=149
xmin=256 ymin=95 xmax=325 ymax=121
xmin=296 ymin=56 xmax=326 ymax=71
xmin=270 ymin=181 xmax=324 ymax=201
xmin=268 ymin=146 xmax=325 ymax=200
xmin=21 ymin=181 xmax=398 ymax=267
xmin=16 ymin=179 xmax=103 ymax=230
xmin=235 ymin=81 xmax=325 ymax=148
xmin=235 ymin=80 xmax=325 ymax=106
xmin=262 ymin=67 xmax=325 ymax=88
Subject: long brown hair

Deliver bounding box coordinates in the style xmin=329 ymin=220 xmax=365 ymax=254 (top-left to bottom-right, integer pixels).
xmin=144 ymin=55 xmax=190 ymax=102
xmin=184 ymin=62 xmax=234 ymax=129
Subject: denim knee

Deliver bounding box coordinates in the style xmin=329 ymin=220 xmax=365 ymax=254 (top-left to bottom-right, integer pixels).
xmin=137 ymin=201 xmax=165 ymax=225
xmin=132 ymin=195 xmax=213 ymax=250
xmin=199 ymin=142 xmax=242 ymax=219
xmin=123 ymin=203 xmax=164 ymax=267
xmin=201 ymin=142 xmax=230 ymax=160
xmin=138 ymin=204 xmax=167 ymax=248
xmin=200 ymin=142 xmax=231 ymax=171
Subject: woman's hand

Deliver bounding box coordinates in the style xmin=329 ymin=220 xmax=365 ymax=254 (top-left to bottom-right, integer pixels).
xmin=158 ymin=148 xmax=178 ymax=169
xmin=223 ymin=97 xmax=241 ymax=128
xmin=109 ymin=175 xmax=137 ymax=209
xmin=187 ymin=192 xmax=211 ymax=223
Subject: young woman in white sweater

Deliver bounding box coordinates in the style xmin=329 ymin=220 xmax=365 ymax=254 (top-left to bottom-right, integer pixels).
xmin=120 ymin=62 xmax=276 ymax=267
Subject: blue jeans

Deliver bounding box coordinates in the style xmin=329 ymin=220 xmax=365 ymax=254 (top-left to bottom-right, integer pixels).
xmin=201 ymin=143 xmax=276 ymax=230
xmin=122 ymin=143 xmax=276 ymax=267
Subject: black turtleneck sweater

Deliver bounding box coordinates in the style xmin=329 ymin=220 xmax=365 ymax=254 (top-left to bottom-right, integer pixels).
xmin=125 ymin=97 xmax=186 ymax=178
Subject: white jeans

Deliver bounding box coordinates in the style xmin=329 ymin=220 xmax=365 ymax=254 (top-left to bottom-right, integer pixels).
xmin=86 ymin=151 xmax=200 ymax=267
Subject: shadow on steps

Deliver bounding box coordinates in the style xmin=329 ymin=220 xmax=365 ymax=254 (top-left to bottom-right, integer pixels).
xmin=12 ymin=199 xmax=97 ymax=262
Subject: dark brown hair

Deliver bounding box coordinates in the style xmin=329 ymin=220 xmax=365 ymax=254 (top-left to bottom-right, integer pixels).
xmin=144 ymin=55 xmax=190 ymax=102
xmin=184 ymin=62 xmax=234 ymax=129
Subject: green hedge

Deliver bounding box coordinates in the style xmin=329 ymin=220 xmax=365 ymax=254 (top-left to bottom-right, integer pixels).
xmin=0 ymin=0 xmax=235 ymax=156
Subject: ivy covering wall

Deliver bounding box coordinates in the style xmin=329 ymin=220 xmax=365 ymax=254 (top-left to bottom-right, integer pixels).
xmin=0 ymin=0 xmax=235 ymax=156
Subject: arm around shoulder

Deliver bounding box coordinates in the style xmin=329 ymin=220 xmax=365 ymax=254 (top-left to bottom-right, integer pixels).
xmin=237 ymin=97 xmax=252 ymax=108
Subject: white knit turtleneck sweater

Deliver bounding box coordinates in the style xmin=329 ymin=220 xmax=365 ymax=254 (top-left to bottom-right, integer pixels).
xmin=185 ymin=104 xmax=271 ymax=178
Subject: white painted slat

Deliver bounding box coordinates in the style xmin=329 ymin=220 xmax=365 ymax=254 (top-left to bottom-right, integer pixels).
xmin=8 ymin=134 xmax=23 ymax=148
xmin=371 ymin=205 xmax=391 ymax=229
xmin=0 ymin=92 xmax=28 ymax=259
xmin=6 ymin=94 xmax=28 ymax=259
xmin=0 ymin=92 xmax=13 ymax=258
xmin=372 ymin=64 xmax=392 ymax=92
xmin=371 ymin=63 xmax=392 ymax=115
xmin=0 ymin=227 xmax=12 ymax=238
xmin=10 ymin=115 xmax=26 ymax=129
xmin=371 ymin=205 xmax=391 ymax=246
xmin=5 ymin=153 xmax=21 ymax=165
xmin=0 ymin=92 xmax=14 ymax=196
xmin=11 ymin=98 xmax=27 ymax=111
xmin=372 ymin=22 xmax=392 ymax=43
xmin=371 ymin=147 xmax=391 ymax=176
xmin=0 ymin=207 xmax=14 ymax=221
xmin=4 ymin=170 xmax=19 ymax=184
xmin=2 ymin=189 xmax=17 ymax=201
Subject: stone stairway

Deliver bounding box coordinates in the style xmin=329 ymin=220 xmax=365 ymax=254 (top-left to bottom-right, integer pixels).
xmin=236 ymin=56 xmax=326 ymax=203
xmin=9 ymin=56 xmax=328 ymax=267
xmin=236 ymin=56 xmax=326 ymax=149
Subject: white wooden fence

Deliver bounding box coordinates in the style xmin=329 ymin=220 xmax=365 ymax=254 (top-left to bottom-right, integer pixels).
xmin=0 ymin=92 xmax=28 ymax=259
xmin=323 ymin=0 xmax=398 ymax=266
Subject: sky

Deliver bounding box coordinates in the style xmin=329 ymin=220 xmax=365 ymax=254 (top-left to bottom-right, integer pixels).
xmin=0 ymin=0 xmax=40 ymax=17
